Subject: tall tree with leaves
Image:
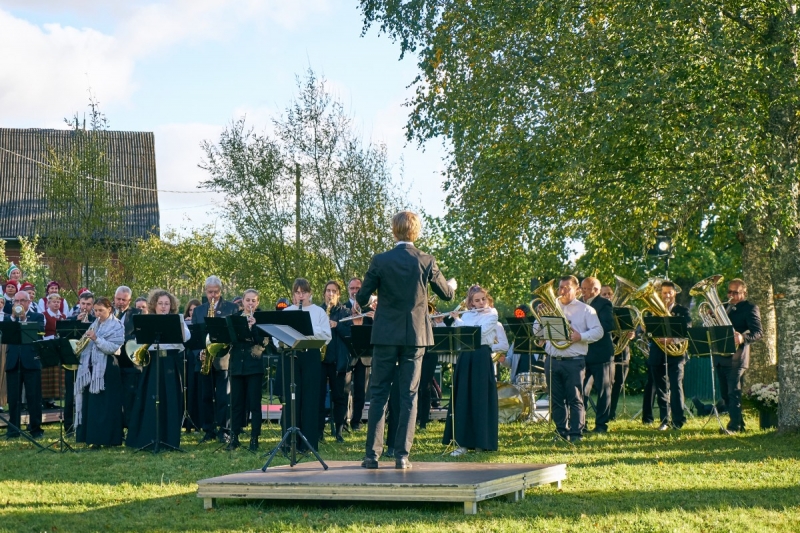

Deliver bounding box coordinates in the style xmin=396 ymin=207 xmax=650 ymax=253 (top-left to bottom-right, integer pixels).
xmin=42 ymin=100 xmax=122 ymax=293
xmin=360 ymin=1 xmax=799 ymax=428
xmin=200 ymin=69 xmax=406 ymax=294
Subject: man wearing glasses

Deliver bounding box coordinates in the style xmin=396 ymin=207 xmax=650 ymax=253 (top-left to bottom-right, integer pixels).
xmin=694 ymin=279 xmax=762 ymax=432
xmin=3 ymin=291 xmax=46 ymax=438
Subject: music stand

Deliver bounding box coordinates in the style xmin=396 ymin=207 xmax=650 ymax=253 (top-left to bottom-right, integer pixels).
xmin=56 ymin=321 xmax=90 ymax=436
xmin=533 ymin=316 xmax=572 ymax=443
xmin=0 ymin=322 xmax=47 ymax=450
xmin=643 ymin=316 xmax=688 ymax=428
xmin=429 ymin=326 xmax=480 ymax=455
xmin=258 ymin=321 xmax=328 ymax=471
xmin=504 ymin=317 xmax=544 ymax=355
xmin=34 ymin=338 xmax=78 ymax=453
xmin=346 ymin=325 xmax=373 ymax=428
xmin=182 ymin=324 xmax=206 ymax=434
xmin=131 ymin=314 xmax=185 ymax=454
xmin=687 ymin=325 xmax=736 ymax=434
xmin=201 ymin=317 xmax=236 ymax=452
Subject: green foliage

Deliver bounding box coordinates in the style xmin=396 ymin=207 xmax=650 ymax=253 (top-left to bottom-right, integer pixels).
xmin=2 ymin=404 xmax=798 ymax=532
xmin=200 ymin=69 xmax=407 ymax=296
xmin=17 ymin=235 xmax=48 ymax=293
xmin=42 ymin=99 xmax=123 ymax=293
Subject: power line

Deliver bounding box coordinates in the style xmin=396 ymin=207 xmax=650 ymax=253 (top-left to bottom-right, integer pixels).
xmin=0 ymin=145 xmax=210 ymax=194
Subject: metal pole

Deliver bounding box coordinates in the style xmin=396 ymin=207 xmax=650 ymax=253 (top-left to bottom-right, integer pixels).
xmin=295 ymin=162 xmax=301 ymax=277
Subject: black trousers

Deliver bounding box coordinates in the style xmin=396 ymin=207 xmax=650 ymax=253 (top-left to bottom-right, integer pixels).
xmin=120 ymin=368 xmax=141 ymax=430
xmin=280 ymin=349 xmax=321 ymax=450
xmin=63 ymin=368 xmax=76 ymax=432
xmin=319 ymin=362 xmax=350 ymax=431
xmin=199 ymin=366 xmax=229 ymax=435
xmin=651 ymin=357 xmax=686 ymax=427
xmin=642 ymin=364 xmax=655 ymax=423
xmin=231 ymin=373 xmax=263 ymax=438
xmin=583 ymin=361 xmax=612 ymax=431
xmin=182 ymin=352 xmax=200 ymax=431
xmin=717 ymin=364 xmax=746 ymax=431
xmin=609 ymin=360 xmax=629 ymax=420
xmin=365 ymin=345 xmax=424 ymax=461
xmin=544 ymin=356 xmax=585 ymax=438
xmin=6 ymin=368 xmax=42 ymax=436
xmin=351 ymin=359 xmax=369 ymax=427
xmin=416 ymin=350 xmax=438 ymax=428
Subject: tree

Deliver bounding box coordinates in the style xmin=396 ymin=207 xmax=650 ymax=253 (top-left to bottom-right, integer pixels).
xmin=360 ymin=1 xmax=800 ymax=428
xmin=42 ymin=99 xmax=123 ymax=294
xmin=200 ymin=69 xmax=406 ymax=294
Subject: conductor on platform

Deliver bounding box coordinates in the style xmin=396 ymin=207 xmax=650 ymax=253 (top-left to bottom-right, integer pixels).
xmin=357 ymin=210 xmax=455 ymax=469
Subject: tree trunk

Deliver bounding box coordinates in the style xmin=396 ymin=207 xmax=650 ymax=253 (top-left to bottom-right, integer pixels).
xmin=769 ymin=229 xmax=800 ymax=431
xmin=738 ymin=218 xmax=778 ymax=384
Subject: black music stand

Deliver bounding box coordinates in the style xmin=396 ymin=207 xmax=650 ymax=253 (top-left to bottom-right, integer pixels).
xmin=258 ymin=320 xmax=328 ymax=471
xmin=183 ymin=324 xmax=207 ymax=434
xmin=202 ymin=317 xmax=235 ymax=452
xmin=131 ymin=314 xmax=185 ymax=454
xmin=34 ymin=338 xmax=78 ymax=453
xmin=429 ymin=326 xmax=480 ymax=455
xmin=643 ymin=316 xmax=688 ymax=427
xmin=346 ymin=325 xmax=373 ymax=428
xmin=532 ymin=316 xmax=571 ymax=442
xmin=0 ymin=322 xmax=47 ymax=450
xmin=687 ymin=325 xmax=736 ymax=434
xmin=56 ymin=321 xmax=91 ymax=436
xmin=221 ymin=314 xmax=263 ymax=454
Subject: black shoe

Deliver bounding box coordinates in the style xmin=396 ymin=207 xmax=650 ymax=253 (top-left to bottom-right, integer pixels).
xmin=6 ymin=433 xmax=20 ymax=440
xmin=225 ymin=437 xmax=241 ymax=451
xmin=384 ymin=447 xmax=395 ymax=459
xmin=217 ymin=433 xmax=229 ymax=444
xmin=350 ymin=422 xmax=362 ymax=431
xmin=657 ymin=423 xmax=670 ymax=431
xmin=199 ymin=432 xmax=216 ymax=443
xmin=591 ymin=427 xmax=608 ymax=434
xmin=89 ymin=444 xmax=101 ymax=450
xmin=568 ymin=435 xmax=582 ymax=443
xmin=395 ymin=457 xmax=412 ymax=469
xmin=335 ymin=425 xmax=345 ymax=443
xmin=249 ymin=436 xmax=259 ymax=451
xmin=361 ymin=458 xmax=379 ymax=469
xmin=31 ymin=430 xmax=44 ymax=440
xmin=691 ymin=397 xmax=706 ymax=415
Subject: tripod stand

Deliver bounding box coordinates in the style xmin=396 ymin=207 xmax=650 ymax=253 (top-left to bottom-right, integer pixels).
xmin=34 ymin=338 xmax=78 ymax=453
xmin=257 ymin=319 xmax=327 ymax=471
xmin=533 ymin=316 xmax=574 ymax=444
xmin=0 ymin=321 xmax=49 ymax=451
xmin=687 ymin=325 xmax=735 ymax=434
xmin=642 ymin=316 xmax=688 ymax=429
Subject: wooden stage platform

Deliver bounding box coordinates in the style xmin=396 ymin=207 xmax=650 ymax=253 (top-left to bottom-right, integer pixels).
xmin=197 ymin=461 xmax=566 ymax=514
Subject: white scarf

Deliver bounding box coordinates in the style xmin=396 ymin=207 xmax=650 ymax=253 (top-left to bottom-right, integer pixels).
xmin=74 ymin=316 xmax=123 ymax=427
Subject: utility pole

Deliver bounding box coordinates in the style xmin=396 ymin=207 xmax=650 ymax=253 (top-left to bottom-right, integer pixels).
xmin=295 ymin=162 xmax=301 ymax=277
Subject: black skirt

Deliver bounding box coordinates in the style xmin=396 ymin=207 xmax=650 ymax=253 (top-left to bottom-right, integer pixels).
xmin=125 ymin=349 xmax=184 ymax=449
xmin=278 ymin=349 xmax=321 ymax=451
xmin=76 ymin=354 xmax=123 ymax=446
xmin=442 ymin=345 xmax=499 ymax=450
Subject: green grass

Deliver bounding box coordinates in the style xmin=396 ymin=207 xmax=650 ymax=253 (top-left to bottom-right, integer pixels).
xmin=1 ymin=397 xmax=798 ymax=533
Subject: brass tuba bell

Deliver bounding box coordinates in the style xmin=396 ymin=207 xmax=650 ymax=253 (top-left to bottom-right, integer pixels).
xmin=631 ymin=280 xmax=688 ymax=357
xmin=610 ymin=275 xmax=643 ymax=355
xmin=529 ymin=279 xmax=573 ymax=350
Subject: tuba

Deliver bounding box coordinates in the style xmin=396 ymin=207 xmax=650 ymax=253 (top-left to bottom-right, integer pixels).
xmin=202 ymin=298 xmax=229 ymax=375
xmin=529 ymin=279 xmax=573 ymax=350
xmin=690 ymin=275 xmax=738 ymax=353
xmin=631 ymin=280 xmax=688 ymax=357
xmin=610 ymin=275 xmax=643 ymax=355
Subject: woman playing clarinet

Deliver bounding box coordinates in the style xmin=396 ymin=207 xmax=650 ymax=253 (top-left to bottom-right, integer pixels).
xmin=442 ymin=285 xmax=500 ymax=456
xmin=74 ymin=296 xmax=125 ymax=448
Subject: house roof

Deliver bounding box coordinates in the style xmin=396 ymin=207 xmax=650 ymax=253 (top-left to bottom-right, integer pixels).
xmin=0 ymin=127 xmax=160 ymax=241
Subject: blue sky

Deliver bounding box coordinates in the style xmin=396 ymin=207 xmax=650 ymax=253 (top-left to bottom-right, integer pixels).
xmin=0 ymin=1 xmax=448 ymax=232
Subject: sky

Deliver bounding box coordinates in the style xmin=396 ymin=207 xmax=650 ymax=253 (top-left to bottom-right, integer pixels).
xmin=0 ymin=0 xmax=449 ymax=233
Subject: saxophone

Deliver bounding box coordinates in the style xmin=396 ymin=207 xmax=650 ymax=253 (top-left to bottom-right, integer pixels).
xmin=321 ymin=303 xmax=332 ymax=361
xmin=202 ymin=298 xmax=229 ymax=375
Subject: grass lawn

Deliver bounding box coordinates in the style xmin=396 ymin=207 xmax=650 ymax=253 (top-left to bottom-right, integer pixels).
xmin=1 ymin=397 xmax=798 ymax=533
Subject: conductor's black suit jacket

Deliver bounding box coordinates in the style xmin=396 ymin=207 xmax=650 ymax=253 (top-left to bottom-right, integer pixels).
xmin=356 ymin=243 xmax=454 ymax=346
xmin=586 ymin=295 xmax=615 ymax=365
xmin=3 ymin=311 xmax=45 ymax=371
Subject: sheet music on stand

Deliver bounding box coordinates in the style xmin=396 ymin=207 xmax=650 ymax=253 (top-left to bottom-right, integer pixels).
xmin=345 ymin=325 xmax=373 ymax=366
xmin=505 ymin=317 xmax=544 ymax=354
xmin=642 ymin=316 xmax=688 ymax=341
xmin=430 ymin=326 xmax=481 ymax=364
xmin=687 ymin=326 xmax=736 ymax=357
xmin=534 ymin=316 xmax=570 ymax=344
xmin=613 ymin=307 xmax=638 ymax=332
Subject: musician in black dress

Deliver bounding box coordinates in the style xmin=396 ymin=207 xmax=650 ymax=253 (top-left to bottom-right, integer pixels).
xmin=65 ymin=292 xmax=96 ymax=434
xmin=3 ymin=290 xmax=45 ymax=438
xmin=694 ymin=279 xmax=762 ymax=432
xmin=320 ymin=281 xmax=353 ymax=443
xmin=648 ymin=281 xmax=691 ymax=431
xmin=74 ymin=297 xmax=125 ymax=448
xmin=125 ymin=289 xmax=190 ymax=450
xmin=193 ymin=276 xmax=238 ymax=443
xmin=227 ymin=289 xmax=267 ymax=451
xmin=276 ymin=278 xmax=332 ymax=451
xmin=442 ymin=285 xmax=499 ymax=456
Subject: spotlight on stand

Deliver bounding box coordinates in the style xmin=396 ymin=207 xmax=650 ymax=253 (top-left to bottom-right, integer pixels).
xmin=647 ymin=235 xmax=674 ymax=279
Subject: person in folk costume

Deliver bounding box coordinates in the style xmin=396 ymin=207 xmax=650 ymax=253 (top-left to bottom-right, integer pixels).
xmin=37 ymin=281 xmax=71 ymax=317
xmin=74 ymin=296 xmax=125 ymax=448
xmin=442 ymin=285 xmax=500 ymax=456
xmin=41 ymin=293 xmax=67 ymax=409
xmin=20 ymin=282 xmax=38 ymax=313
